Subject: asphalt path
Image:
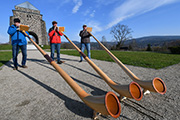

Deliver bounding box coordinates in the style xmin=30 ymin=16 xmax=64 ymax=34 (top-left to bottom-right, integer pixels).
xmin=0 ymin=50 xmax=179 ymax=120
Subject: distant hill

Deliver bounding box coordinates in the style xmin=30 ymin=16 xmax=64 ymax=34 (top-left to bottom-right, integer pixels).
xmin=60 ymin=36 xmax=180 ymax=49
xmin=125 ymin=36 xmax=180 ymax=48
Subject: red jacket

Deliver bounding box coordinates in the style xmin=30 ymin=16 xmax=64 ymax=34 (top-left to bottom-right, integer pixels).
xmin=48 ymin=28 xmax=63 ymax=43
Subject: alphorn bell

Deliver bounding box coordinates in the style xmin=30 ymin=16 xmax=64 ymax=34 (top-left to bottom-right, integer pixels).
xmin=20 ymin=25 xmax=121 ymax=118
xmin=59 ymin=27 xmax=143 ymax=101
xmin=87 ymin=27 xmax=167 ymax=95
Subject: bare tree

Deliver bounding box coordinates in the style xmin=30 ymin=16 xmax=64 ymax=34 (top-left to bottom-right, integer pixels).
xmin=129 ymin=39 xmax=138 ymax=51
xmin=101 ymin=36 xmax=108 ymax=48
xmin=110 ymin=23 xmax=133 ymax=49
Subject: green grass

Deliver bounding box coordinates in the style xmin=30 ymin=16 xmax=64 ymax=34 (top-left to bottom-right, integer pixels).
xmin=0 ymin=48 xmax=180 ymax=69
xmin=0 ymin=44 xmax=12 ymax=50
xmin=41 ymin=45 xmax=51 ymax=49
xmin=60 ymin=50 xmax=180 ymax=69
xmin=0 ymin=51 xmax=12 ymax=67
xmin=41 ymin=45 xmax=64 ymax=50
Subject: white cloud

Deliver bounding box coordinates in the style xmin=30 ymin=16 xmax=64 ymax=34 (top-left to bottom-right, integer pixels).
xmin=62 ymin=0 xmax=71 ymax=4
xmin=83 ymin=9 xmax=90 ymax=16
xmin=72 ymin=0 xmax=82 ymax=13
xmin=96 ymin=0 xmax=119 ymax=6
xmin=90 ymin=10 xmax=96 ymax=17
xmin=82 ymin=0 xmax=178 ymax=34
xmin=106 ymin=0 xmax=179 ymax=29
xmin=87 ymin=21 xmax=102 ymax=33
xmin=83 ymin=8 xmax=95 ymax=18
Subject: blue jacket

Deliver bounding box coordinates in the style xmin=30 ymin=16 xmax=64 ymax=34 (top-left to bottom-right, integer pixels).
xmin=7 ymin=25 xmax=29 ymax=45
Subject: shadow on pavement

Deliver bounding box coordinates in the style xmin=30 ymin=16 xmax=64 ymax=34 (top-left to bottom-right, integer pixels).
xmin=32 ymin=61 xmax=106 ymax=96
xmin=4 ymin=58 xmax=132 ymax=119
xmin=71 ymin=76 xmax=107 ymax=96
xmin=28 ymin=59 xmax=102 ymax=81
xmin=64 ymin=63 xmax=102 ymax=79
xmin=17 ymin=70 xmax=93 ymax=118
xmin=4 ymin=61 xmax=14 ymax=68
xmin=61 ymin=57 xmax=79 ymax=62
xmin=27 ymin=58 xmax=49 ymax=64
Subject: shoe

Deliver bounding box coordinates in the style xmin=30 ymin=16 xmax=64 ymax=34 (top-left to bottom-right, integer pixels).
xmin=22 ymin=65 xmax=28 ymax=68
xmin=79 ymin=60 xmax=83 ymax=62
xmin=57 ymin=61 xmax=65 ymax=64
xmin=13 ymin=66 xmax=18 ymax=70
xmin=57 ymin=61 xmax=62 ymax=64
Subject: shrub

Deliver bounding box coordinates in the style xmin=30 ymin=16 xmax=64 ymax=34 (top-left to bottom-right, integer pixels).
xmin=146 ymin=44 xmax=152 ymax=51
xmin=168 ymin=47 xmax=180 ymax=54
xmin=61 ymin=43 xmax=74 ymax=49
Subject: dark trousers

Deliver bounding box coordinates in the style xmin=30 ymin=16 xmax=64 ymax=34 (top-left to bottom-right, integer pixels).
xmin=50 ymin=43 xmax=61 ymax=62
xmin=12 ymin=44 xmax=27 ymax=67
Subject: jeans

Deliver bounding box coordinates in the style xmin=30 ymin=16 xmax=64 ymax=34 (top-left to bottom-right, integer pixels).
xmin=12 ymin=44 xmax=27 ymax=67
xmin=51 ymin=43 xmax=61 ymax=62
xmin=80 ymin=43 xmax=91 ymax=60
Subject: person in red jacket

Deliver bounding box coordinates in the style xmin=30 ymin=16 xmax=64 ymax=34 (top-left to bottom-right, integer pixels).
xmin=48 ymin=21 xmax=64 ymax=64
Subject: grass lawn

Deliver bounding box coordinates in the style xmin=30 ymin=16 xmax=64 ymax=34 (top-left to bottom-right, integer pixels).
xmin=0 ymin=48 xmax=180 ymax=69
xmin=60 ymin=50 xmax=180 ymax=69
xmin=0 ymin=44 xmax=12 ymax=50
xmin=0 ymin=51 xmax=12 ymax=67
xmin=41 ymin=45 xmax=51 ymax=49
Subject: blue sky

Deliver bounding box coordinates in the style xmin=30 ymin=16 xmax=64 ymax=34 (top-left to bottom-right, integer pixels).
xmin=0 ymin=0 xmax=180 ymax=43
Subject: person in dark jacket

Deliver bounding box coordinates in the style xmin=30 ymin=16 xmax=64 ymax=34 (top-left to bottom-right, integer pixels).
xmin=7 ymin=18 xmax=29 ymax=70
xmin=79 ymin=25 xmax=91 ymax=62
xmin=48 ymin=21 xmax=64 ymax=64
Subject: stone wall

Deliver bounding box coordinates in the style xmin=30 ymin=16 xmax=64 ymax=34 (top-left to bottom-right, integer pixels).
xmin=9 ymin=6 xmax=48 ymax=45
xmin=41 ymin=20 xmax=48 ymax=45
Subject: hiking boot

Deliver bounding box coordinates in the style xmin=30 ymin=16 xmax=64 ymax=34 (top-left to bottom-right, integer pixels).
xmin=13 ymin=66 xmax=18 ymax=70
xmin=22 ymin=65 xmax=28 ymax=68
xmin=57 ymin=61 xmax=65 ymax=64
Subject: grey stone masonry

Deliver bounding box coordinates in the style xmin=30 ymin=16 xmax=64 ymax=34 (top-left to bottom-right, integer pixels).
xmin=9 ymin=2 xmax=48 ymax=45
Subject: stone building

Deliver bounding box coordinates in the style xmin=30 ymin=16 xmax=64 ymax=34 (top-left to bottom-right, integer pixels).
xmin=9 ymin=1 xmax=48 ymax=45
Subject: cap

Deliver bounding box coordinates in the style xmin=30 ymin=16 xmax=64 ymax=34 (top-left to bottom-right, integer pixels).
xmin=52 ymin=21 xmax=57 ymax=25
xmin=14 ymin=18 xmax=20 ymax=23
xmin=83 ymin=24 xmax=87 ymax=27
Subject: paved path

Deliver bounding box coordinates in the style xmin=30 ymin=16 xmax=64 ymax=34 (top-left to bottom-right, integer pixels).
xmin=0 ymin=50 xmax=180 ymax=120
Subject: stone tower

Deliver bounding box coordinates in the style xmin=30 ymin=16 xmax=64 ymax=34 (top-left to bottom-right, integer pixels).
xmin=10 ymin=1 xmax=48 ymax=45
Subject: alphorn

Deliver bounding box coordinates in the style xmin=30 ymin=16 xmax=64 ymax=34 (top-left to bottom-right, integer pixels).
xmin=20 ymin=25 xmax=121 ymax=118
xmin=60 ymin=27 xmax=143 ymax=101
xmin=87 ymin=28 xmax=166 ymax=95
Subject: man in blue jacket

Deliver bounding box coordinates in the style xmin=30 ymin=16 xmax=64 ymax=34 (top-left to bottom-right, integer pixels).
xmin=7 ymin=18 xmax=29 ymax=70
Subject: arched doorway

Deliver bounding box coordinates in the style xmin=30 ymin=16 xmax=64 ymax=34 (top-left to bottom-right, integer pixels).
xmin=28 ymin=31 xmax=39 ymax=44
